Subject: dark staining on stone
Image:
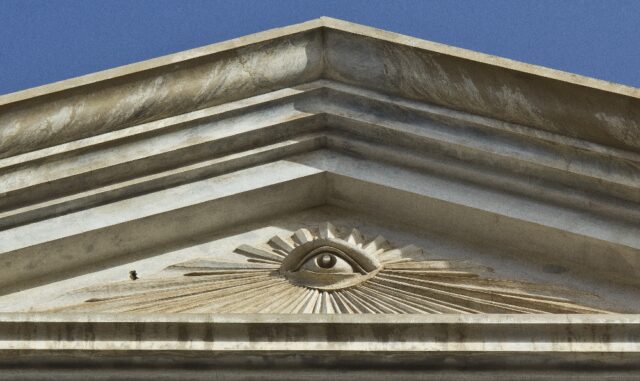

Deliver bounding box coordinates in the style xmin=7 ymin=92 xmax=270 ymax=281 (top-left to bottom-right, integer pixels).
xmin=129 ymin=270 xmax=139 ymax=280
xmin=85 ymin=298 xmax=110 ymax=303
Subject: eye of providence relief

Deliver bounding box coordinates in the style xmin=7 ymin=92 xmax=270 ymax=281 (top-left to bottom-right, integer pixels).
xmin=51 ymin=223 xmax=606 ymax=314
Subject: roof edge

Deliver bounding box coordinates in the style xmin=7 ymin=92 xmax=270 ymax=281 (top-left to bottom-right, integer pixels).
xmin=0 ymin=18 xmax=325 ymax=106
xmin=319 ymin=17 xmax=640 ymax=98
xmin=1 ymin=17 xmax=639 ymax=158
xmin=1 ymin=16 xmax=637 ymax=106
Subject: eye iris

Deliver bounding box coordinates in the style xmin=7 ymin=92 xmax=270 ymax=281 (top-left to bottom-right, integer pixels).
xmin=316 ymin=253 xmax=337 ymax=269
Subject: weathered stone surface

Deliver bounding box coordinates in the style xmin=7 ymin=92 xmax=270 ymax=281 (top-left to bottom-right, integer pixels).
xmin=0 ymin=29 xmax=323 ymax=158
xmin=2 ymin=314 xmax=640 ymax=379
xmin=0 ymin=17 xmax=638 ymax=377
xmin=323 ymin=26 xmax=640 ymax=151
xmin=2 ymin=17 xmax=639 ymax=158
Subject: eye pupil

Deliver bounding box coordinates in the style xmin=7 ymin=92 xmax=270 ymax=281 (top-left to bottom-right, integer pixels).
xmin=316 ymin=253 xmax=337 ymax=269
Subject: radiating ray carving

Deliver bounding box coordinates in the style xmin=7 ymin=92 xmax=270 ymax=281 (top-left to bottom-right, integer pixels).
xmin=50 ymin=223 xmax=607 ymax=314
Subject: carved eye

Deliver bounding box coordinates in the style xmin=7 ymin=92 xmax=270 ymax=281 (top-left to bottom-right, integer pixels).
xmin=280 ymin=241 xmax=381 ymax=290
xmin=299 ymin=249 xmax=358 ymax=274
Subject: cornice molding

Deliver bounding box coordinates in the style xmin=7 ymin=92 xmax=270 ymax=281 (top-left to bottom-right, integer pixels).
xmin=1 ymin=81 xmax=638 ymax=294
xmin=2 ymin=81 xmax=638 ymax=223
xmin=2 ymin=313 xmax=639 ymax=352
xmin=1 ymin=18 xmax=639 ymax=376
xmin=3 ymin=314 xmax=640 ymax=377
xmin=1 ymin=18 xmax=639 ymax=160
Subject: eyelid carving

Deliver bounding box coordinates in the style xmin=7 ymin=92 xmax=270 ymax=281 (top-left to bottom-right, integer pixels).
xmin=290 ymin=246 xmax=365 ymax=274
xmin=280 ymin=239 xmax=381 ymax=275
xmin=280 ymin=237 xmax=383 ymax=290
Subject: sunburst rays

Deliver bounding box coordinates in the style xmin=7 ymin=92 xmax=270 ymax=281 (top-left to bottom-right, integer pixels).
xmin=49 ymin=223 xmax=607 ymax=314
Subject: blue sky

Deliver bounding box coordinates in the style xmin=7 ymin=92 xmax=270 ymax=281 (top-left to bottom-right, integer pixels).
xmin=1 ymin=0 xmax=639 ymax=95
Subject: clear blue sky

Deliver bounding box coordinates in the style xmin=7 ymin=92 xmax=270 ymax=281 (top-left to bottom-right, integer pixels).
xmin=1 ymin=0 xmax=639 ymax=96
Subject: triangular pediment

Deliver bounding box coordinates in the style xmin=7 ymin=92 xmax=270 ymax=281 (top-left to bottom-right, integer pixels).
xmin=1 ymin=18 xmax=639 ymax=373
xmin=4 ymin=213 xmax=615 ymax=314
xmin=0 ymin=190 xmax=636 ymax=313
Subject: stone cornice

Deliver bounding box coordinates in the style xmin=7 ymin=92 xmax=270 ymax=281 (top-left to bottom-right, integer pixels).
xmin=1 ymin=79 xmax=639 ymax=295
xmin=3 ymin=314 xmax=640 ymax=377
xmin=1 ymin=18 xmax=639 ymax=377
xmin=1 ymin=17 xmax=639 ymax=160
xmin=2 ymin=81 xmax=638 ymax=217
xmin=2 ymin=313 xmax=639 ymax=352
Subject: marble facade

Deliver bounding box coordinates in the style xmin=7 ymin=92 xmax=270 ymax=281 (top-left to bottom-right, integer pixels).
xmin=0 ymin=17 xmax=639 ymax=379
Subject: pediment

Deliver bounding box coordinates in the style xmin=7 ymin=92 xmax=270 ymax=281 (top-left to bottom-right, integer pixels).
xmin=0 ymin=205 xmax=631 ymax=313
xmin=0 ymin=17 xmax=639 ymax=373
xmin=33 ymin=219 xmax=608 ymax=314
